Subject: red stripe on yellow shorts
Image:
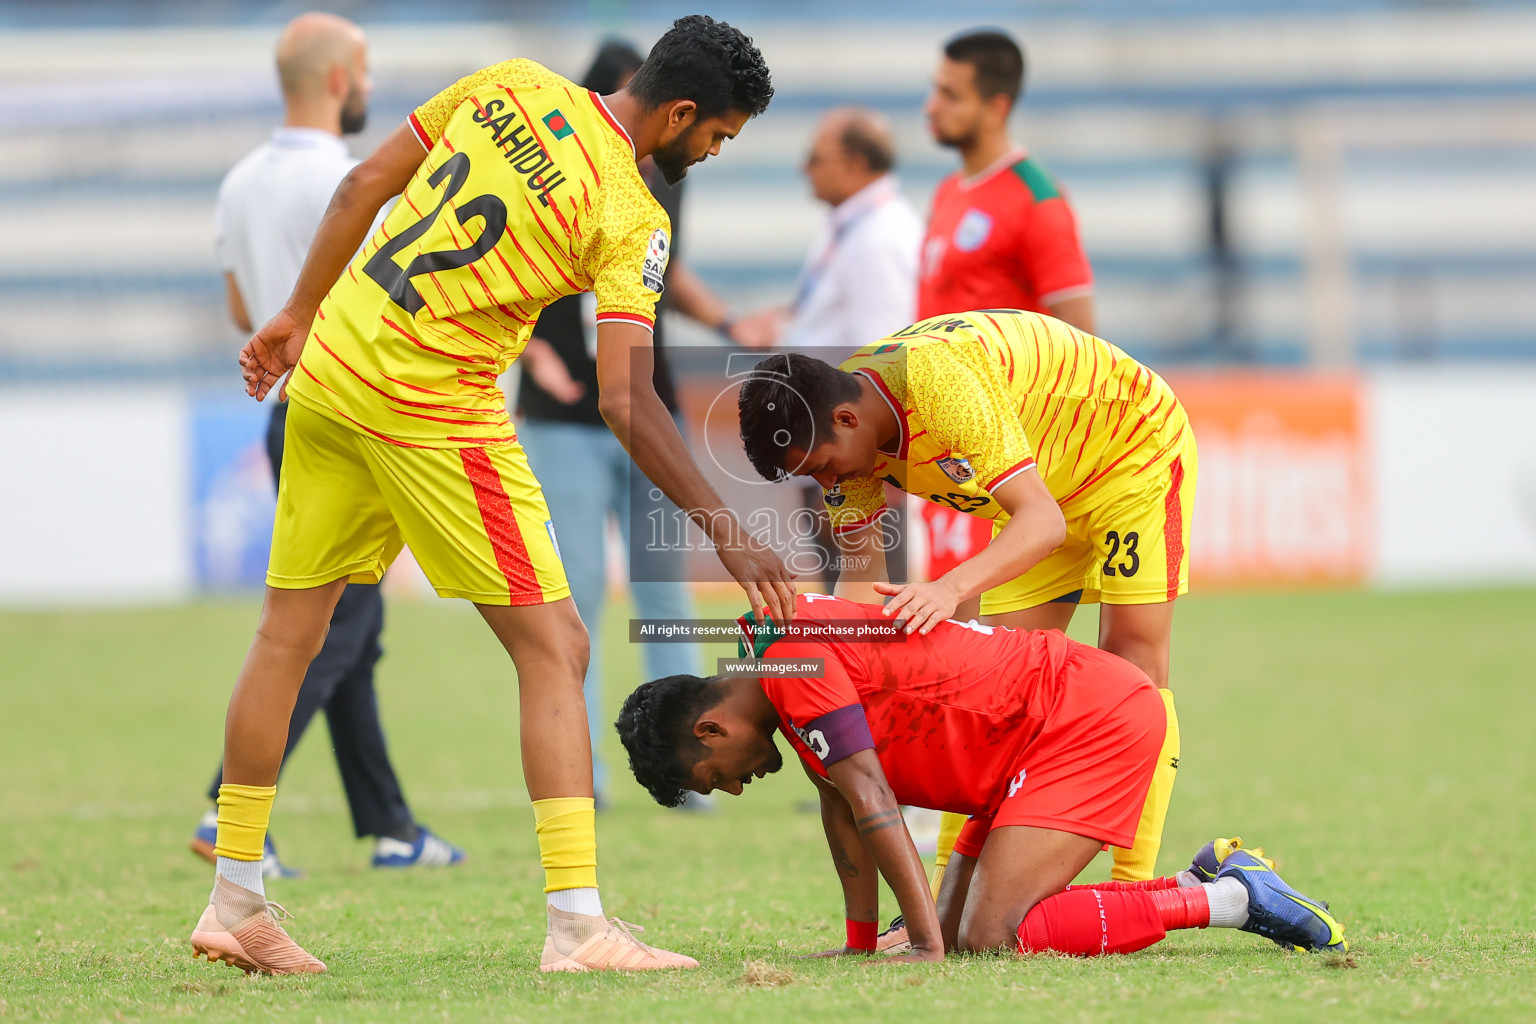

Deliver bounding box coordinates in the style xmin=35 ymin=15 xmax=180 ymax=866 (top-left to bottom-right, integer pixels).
xmin=1163 ymin=457 xmax=1186 ymax=602
xmin=459 ymin=447 xmax=542 ymax=602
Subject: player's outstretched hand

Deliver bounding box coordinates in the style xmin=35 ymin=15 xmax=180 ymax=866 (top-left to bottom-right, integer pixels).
xmin=716 ymin=530 xmax=797 ymax=625
xmin=873 ymin=579 xmax=960 ymax=636
xmin=865 ymin=947 xmax=943 ymax=965
xmin=239 ymin=306 xmax=311 ymax=402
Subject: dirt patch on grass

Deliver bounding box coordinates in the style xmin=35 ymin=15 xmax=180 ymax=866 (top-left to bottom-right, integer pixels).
xmin=740 ymin=960 xmax=795 ymax=987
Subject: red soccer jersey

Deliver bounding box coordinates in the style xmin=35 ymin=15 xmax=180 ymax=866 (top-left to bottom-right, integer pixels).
xmin=917 ymin=148 xmax=1092 ymax=320
xmin=744 ymin=593 xmax=1076 ymax=817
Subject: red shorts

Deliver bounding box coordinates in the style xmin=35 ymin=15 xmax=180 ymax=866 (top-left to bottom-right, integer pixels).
xmin=952 ymin=646 xmax=1165 ymax=857
xmin=921 ymin=502 xmax=993 ymax=580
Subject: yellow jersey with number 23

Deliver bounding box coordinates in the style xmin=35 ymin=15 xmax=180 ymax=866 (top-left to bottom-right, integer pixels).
xmin=824 ymin=309 xmax=1190 ymax=534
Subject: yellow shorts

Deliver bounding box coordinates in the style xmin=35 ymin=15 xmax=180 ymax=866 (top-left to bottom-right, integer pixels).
xmin=268 ymin=400 xmax=569 ymax=606
xmin=980 ymin=435 xmax=1197 ymax=614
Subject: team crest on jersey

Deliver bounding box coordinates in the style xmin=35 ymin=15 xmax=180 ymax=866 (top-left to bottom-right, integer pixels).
xmin=824 ymin=486 xmax=847 ymax=508
xmin=954 ymin=208 xmax=992 ymax=252
xmin=642 ymin=228 xmax=670 ymax=293
xmin=938 ymin=456 xmax=975 ymax=483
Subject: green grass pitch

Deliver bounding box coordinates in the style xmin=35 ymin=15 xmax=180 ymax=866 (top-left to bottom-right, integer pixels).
xmin=2 ymin=587 xmax=1534 ymax=1022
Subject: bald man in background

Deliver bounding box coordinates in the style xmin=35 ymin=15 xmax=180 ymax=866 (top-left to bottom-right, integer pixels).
xmin=198 ymin=11 xmax=464 ymax=875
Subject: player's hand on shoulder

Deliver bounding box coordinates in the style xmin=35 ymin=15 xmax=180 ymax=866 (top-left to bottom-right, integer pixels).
xmin=240 ymin=306 xmax=310 ymax=402
xmin=716 ymin=529 xmax=798 ymax=625
xmin=873 ymin=579 xmax=961 ymax=636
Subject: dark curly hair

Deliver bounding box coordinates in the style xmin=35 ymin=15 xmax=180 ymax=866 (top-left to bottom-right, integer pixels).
xmin=737 ymin=352 xmax=861 ymax=483
xmin=615 ymin=674 xmax=725 ymax=807
xmin=627 ymin=14 xmax=774 ymax=121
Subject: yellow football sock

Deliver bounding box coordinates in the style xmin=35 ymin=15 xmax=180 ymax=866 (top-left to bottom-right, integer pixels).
xmin=1112 ymin=688 xmax=1180 ymax=881
xmin=930 ymin=810 xmax=968 ymax=898
xmin=213 ymin=783 xmax=277 ymax=862
xmin=533 ymin=796 xmax=598 ymax=893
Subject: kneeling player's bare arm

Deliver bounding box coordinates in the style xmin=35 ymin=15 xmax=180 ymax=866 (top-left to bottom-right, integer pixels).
xmin=824 ymin=750 xmax=944 ymax=962
xmin=798 ymin=765 xmax=881 ymax=957
xmin=240 ymin=121 xmax=426 ymax=401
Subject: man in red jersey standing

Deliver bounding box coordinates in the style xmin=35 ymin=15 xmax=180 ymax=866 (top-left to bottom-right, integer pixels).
xmin=917 ymin=28 xmax=1096 ymax=615
xmin=920 ymin=30 xmax=1095 ymax=335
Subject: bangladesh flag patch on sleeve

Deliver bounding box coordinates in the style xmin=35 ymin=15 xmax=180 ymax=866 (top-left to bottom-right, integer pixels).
xmin=542 ymin=109 xmax=575 ymax=140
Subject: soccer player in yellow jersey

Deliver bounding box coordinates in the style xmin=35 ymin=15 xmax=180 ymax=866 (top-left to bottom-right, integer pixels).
xmin=191 ymin=16 xmax=795 ymax=976
xmin=736 ymin=309 xmax=1195 ymax=893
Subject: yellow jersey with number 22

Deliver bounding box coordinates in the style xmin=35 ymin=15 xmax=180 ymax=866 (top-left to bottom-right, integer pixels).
xmin=288 ymin=58 xmax=670 ymax=449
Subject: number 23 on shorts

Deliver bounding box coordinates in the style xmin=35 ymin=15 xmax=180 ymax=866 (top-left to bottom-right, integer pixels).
xmin=1103 ymin=530 xmax=1140 ymax=577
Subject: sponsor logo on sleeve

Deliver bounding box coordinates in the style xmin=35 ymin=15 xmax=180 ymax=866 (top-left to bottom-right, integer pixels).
xmin=642 ymin=228 xmax=670 ymax=294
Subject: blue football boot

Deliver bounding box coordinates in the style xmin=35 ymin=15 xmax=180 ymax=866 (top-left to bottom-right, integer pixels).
xmin=1188 ymin=836 xmax=1273 ymax=882
xmin=372 ymin=826 xmax=466 ymax=868
xmin=1190 ymin=838 xmax=1327 ymax=909
xmin=190 ymin=809 xmax=303 ymax=879
xmin=1216 ymin=848 xmax=1347 ymax=952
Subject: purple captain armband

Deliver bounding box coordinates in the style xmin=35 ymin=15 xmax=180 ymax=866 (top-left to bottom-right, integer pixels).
xmin=789 ymin=705 xmax=875 ymax=767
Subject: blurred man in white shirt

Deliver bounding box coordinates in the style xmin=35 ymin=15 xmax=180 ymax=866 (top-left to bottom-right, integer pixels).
xmin=738 ymin=108 xmax=922 ymax=352
xmin=199 ymin=11 xmax=463 ymax=876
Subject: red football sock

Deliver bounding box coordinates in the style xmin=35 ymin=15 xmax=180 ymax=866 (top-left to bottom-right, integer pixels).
xmin=1148 ymin=884 xmax=1211 ymax=930
xmin=1066 ymin=876 xmax=1182 ymax=893
xmin=1016 ymin=889 xmax=1167 ymax=956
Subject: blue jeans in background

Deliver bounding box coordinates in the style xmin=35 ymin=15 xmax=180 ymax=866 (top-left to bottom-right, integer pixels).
xmin=518 ymin=419 xmax=701 ymax=800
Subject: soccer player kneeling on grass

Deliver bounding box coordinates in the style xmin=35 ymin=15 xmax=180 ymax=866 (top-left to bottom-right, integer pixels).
xmin=616 ymin=594 xmax=1346 ymax=959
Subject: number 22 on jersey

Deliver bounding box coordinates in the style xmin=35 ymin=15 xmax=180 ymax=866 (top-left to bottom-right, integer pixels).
xmin=363 ymin=152 xmax=507 ymax=315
